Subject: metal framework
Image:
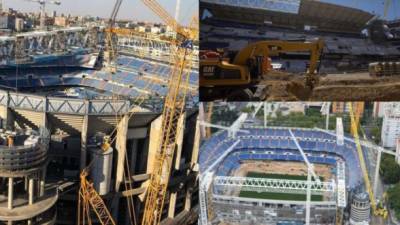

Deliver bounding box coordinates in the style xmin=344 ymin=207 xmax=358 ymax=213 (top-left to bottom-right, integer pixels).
xmin=336 ymin=161 xmax=346 ymax=208
xmin=0 ymin=27 xmax=101 ymax=63
xmin=199 ymin=172 xmax=214 ymax=225
xmin=213 ymin=176 xmax=335 ymax=195
xmin=141 ymin=2 xmax=198 ymax=223
xmin=78 ymin=170 xmax=116 ymax=225
xmin=0 ymin=90 xmax=130 ymax=115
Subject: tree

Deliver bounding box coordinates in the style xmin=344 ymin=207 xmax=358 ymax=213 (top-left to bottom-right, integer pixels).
xmin=388 ymin=182 xmax=400 ymax=220
xmin=380 ymin=155 xmax=400 ymax=184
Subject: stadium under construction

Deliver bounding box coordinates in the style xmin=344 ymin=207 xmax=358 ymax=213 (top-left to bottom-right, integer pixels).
xmin=0 ymin=1 xmax=199 ymax=225
xmin=198 ymin=103 xmax=399 ymax=225
xmin=199 ymin=0 xmax=400 ymax=101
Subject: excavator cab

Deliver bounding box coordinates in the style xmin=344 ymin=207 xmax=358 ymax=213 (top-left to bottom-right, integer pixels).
xmin=200 ymin=39 xmax=324 ymax=101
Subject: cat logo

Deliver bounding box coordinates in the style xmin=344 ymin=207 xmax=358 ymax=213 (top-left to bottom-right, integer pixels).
xmin=202 ymin=66 xmax=215 ymax=77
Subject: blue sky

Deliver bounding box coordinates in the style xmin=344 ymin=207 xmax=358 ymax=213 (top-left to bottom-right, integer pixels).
xmin=320 ymin=0 xmax=399 ymax=20
xmin=3 ymin=0 xmax=198 ymax=25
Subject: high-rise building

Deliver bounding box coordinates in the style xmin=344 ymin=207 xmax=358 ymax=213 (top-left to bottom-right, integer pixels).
xmin=382 ymin=106 xmax=400 ymax=148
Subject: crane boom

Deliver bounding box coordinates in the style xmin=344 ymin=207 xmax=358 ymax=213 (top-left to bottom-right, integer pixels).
xmin=142 ymin=45 xmax=193 ymax=225
xmin=78 ymin=170 xmax=116 ymax=225
xmin=140 ymin=1 xmax=196 ymax=224
xmin=348 ymin=103 xmax=387 ymax=218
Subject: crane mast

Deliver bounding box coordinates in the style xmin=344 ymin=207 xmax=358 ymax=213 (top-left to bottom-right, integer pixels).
xmin=139 ymin=1 xmax=197 ymax=224
xmin=142 ymin=44 xmax=193 ymax=225
xmin=348 ymin=103 xmax=388 ymax=219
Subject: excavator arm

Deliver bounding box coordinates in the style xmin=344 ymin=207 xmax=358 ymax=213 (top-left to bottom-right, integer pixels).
xmin=233 ymin=38 xmax=324 ymax=75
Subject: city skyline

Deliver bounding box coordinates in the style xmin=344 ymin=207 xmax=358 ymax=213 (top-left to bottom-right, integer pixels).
xmin=3 ymin=0 xmax=198 ymax=25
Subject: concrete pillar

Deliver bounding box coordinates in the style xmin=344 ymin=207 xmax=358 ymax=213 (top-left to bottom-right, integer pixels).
xmin=146 ymin=115 xmax=163 ymax=175
xmin=168 ymin=192 xmax=177 ymax=218
xmin=173 ymin=113 xmax=186 ymax=170
xmin=7 ymin=177 xmax=13 ymax=210
xmin=80 ymin=115 xmax=88 ymax=170
xmin=7 ymin=221 xmax=12 ymax=225
xmin=0 ymin=105 xmax=13 ymax=130
xmin=184 ymin=187 xmax=192 ymax=211
xmin=40 ymin=168 xmax=46 ymax=197
xmin=185 ymin=117 xmax=200 ymax=211
xmin=28 ymin=178 xmax=34 ymax=205
xmin=168 ymin=113 xmax=185 ymax=218
xmin=115 ymin=114 xmax=129 ymax=191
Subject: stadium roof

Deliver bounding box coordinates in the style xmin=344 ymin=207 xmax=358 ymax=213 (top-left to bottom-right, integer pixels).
xmin=201 ymin=0 xmax=375 ymax=34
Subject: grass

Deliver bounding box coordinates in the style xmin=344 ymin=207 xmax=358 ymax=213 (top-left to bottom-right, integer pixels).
xmin=239 ymin=172 xmax=324 ymax=201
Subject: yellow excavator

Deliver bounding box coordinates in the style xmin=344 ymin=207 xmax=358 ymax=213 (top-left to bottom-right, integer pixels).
xmin=199 ymin=38 xmax=324 ymax=101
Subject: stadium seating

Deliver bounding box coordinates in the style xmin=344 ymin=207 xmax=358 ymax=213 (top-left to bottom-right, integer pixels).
xmin=200 ymin=127 xmax=364 ymax=188
xmin=0 ymin=54 xmax=198 ymax=104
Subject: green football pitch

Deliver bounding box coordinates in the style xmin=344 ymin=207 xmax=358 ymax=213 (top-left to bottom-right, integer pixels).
xmin=238 ymin=172 xmax=324 ymax=201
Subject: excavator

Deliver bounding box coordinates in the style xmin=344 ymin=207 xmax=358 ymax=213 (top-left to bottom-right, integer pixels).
xmin=199 ymin=38 xmax=324 ymax=101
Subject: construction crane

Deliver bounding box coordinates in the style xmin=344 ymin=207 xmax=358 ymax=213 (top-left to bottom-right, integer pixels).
xmin=348 ymin=103 xmax=388 ymax=219
xmin=139 ymin=0 xmax=196 ymax=42
xmin=104 ymin=0 xmax=123 ymax=73
xmin=77 ymin=138 xmax=116 ymax=225
xmin=139 ymin=1 xmax=197 ymax=225
xmin=76 ymin=1 xmax=123 ymax=224
xmin=25 ymin=0 xmax=61 ymax=30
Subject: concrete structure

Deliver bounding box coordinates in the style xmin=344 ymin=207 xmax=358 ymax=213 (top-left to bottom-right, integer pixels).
xmin=0 ymin=89 xmax=199 ymax=224
xmin=14 ymin=18 xmax=23 ymax=32
xmin=200 ymin=0 xmax=400 ymax=73
xmin=0 ymin=129 xmax=57 ymax=225
xmin=349 ymin=192 xmax=370 ymax=225
xmin=0 ymin=22 xmax=200 ymax=224
xmin=199 ymin=125 xmax=362 ymax=225
xmin=382 ymin=107 xmax=400 ymax=148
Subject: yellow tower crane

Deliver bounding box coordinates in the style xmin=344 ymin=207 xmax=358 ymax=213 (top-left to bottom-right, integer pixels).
xmin=348 ymin=103 xmax=388 ymax=220
xmin=77 ymin=168 xmax=116 ymax=225
xmin=138 ymin=1 xmax=198 ymax=225
xmin=104 ymin=0 xmax=123 ymax=73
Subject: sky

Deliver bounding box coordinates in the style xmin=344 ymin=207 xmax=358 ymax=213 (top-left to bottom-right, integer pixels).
xmin=3 ymin=0 xmax=399 ymax=23
xmin=3 ymin=0 xmax=198 ymax=25
xmin=320 ymin=0 xmax=399 ymax=20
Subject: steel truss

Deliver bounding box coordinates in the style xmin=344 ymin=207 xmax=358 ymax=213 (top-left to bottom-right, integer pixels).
xmin=0 ymin=27 xmax=102 ymax=62
xmin=213 ymin=176 xmax=335 ymax=195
